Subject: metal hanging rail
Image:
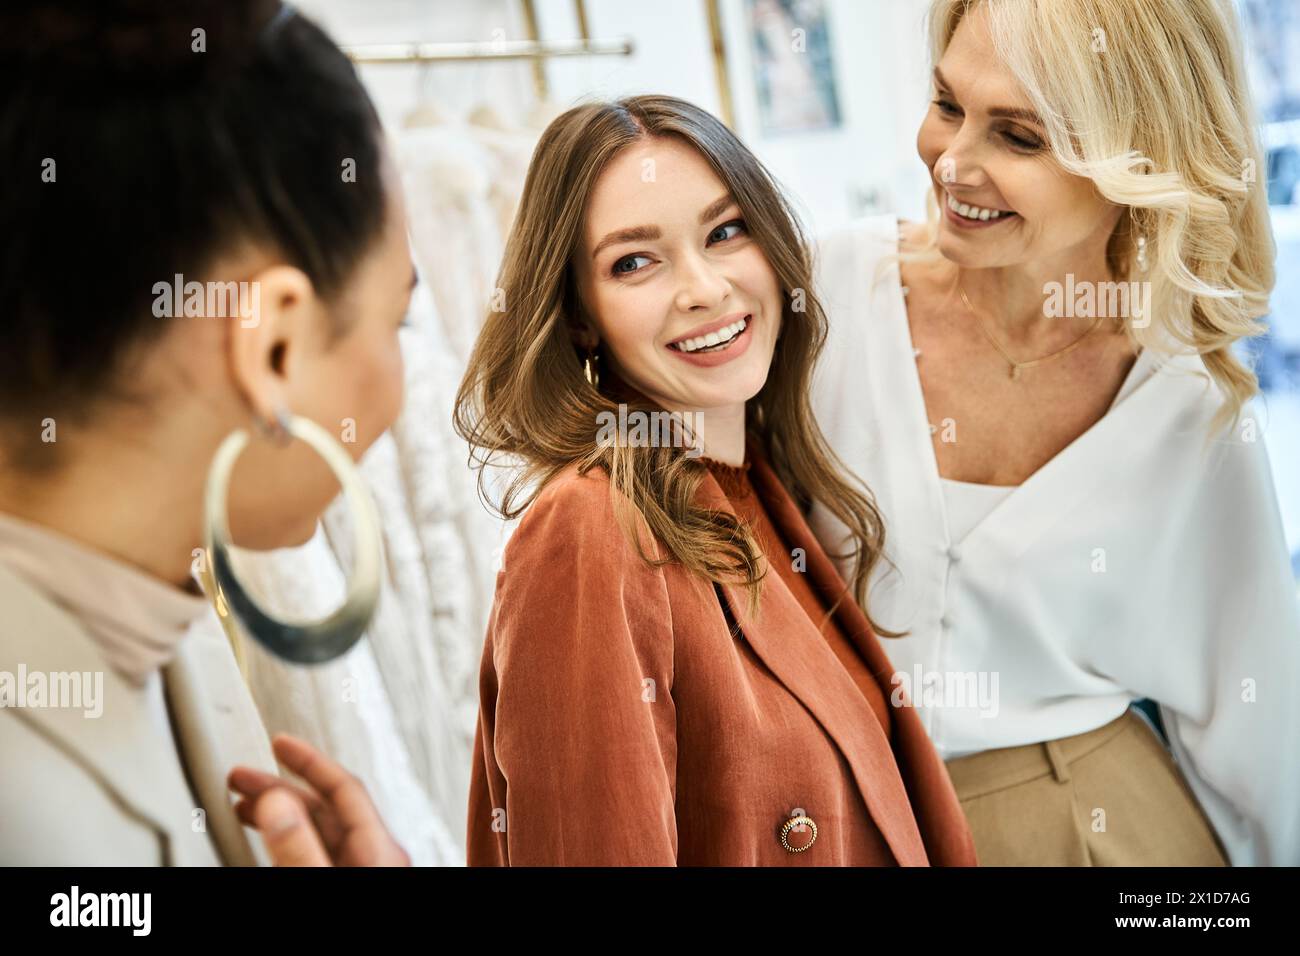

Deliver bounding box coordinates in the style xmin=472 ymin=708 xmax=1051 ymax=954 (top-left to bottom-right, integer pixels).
xmin=343 ymin=36 xmax=633 ymax=65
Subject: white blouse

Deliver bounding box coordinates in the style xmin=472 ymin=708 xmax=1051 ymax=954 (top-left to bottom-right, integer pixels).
xmin=940 ymin=478 xmax=1016 ymax=544
xmin=808 ymin=215 xmax=1300 ymax=866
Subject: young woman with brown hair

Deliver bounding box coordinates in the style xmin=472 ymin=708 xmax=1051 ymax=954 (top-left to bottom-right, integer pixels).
xmin=455 ymin=94 xmax=977 ymax=866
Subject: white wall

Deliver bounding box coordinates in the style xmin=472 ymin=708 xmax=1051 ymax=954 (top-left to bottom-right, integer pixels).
xmin=717 ymin=0 xmax=935 ymax=233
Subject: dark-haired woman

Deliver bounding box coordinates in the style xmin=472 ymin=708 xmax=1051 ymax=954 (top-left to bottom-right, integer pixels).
xmin=0 ymin=1 xmax=408 ymax=865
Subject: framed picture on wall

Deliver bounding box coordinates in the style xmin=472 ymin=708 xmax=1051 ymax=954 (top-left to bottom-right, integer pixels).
xmin=745 ymin=0 xmax=841 ymax=135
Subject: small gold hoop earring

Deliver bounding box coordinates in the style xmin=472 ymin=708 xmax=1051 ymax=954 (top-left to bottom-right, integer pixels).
xmin=583 ymin=346 xmax=600 ymax=388
xmin=203 ymin=409 xmax=382 ymax=665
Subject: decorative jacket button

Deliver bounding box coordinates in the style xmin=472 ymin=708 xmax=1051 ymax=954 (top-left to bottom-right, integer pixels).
xmin=948 ymin=545 xmax=962 ymax=562
xmin=779 ymin=814 xmax=818 ymax=853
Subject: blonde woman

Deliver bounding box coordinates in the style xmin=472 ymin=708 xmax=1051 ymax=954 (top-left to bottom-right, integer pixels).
xmin=0 ymin=0 xmax=409 ymax=866
xmin=810 ymin=0 xmax=1299 ymax=865
xmin=455 ymin=95 xmax=977 ymax=866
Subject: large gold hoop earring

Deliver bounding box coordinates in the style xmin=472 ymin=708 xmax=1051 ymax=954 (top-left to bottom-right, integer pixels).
xmin=203 ymin=409 xmax=382 ymax=665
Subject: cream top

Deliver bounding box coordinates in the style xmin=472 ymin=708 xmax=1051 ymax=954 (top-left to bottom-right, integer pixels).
xmin=939 ymin=478 xmax=1017 ymax=544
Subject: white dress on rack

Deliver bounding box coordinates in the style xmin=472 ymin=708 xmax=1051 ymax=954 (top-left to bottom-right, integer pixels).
xmin=208 ymin=115 xmax=535 ymax=865
xmin=197 ymin=523 xmax=462 ymax=867
xmin=808 ymin=214 xmax=1300 ymax=866
xmin=396 ymin=123 xmax=521 ymax=366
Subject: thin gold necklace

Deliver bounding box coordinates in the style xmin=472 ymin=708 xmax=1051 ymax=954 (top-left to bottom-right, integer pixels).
xmin=958 ymin=286 xmax=1106 ymax=381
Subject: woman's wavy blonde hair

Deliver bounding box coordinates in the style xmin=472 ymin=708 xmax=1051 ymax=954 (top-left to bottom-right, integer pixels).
xmin=454 ymin=94 xmax=892 ymax=630
xmin=925 ymin=0 xmax=1274 ymax=430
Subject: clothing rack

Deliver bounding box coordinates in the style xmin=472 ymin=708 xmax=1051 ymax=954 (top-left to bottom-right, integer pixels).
xmin=343 ymin=0 xmax=632 ymax=99
xmin=342 ymin=37 xmax=633 ymax=65
xmin=342 ymin=0 xmax=733 ymax=127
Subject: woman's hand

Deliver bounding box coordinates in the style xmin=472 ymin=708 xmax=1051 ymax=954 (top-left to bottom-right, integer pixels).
xmin=228 ymin=733 xmax=411 ymax=867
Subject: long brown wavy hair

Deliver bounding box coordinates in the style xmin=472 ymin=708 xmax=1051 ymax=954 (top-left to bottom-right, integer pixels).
xmin=454 ymin=94 xmax=893 ymax=632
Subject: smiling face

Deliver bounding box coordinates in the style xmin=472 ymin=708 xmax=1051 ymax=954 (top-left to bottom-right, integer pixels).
xmin=573 ymin=136 xmax=783 ymax=418
xmin=917 ymin=4 xmax=1121 ymax=269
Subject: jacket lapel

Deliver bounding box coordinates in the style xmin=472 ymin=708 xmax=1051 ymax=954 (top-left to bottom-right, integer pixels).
xmin=696 ymin=446 xmax=932 ymax=865
xmin=746 ymin=449 xmax=976 ymax=865
xmin=163 ymin=615 xmax=277 ymax=867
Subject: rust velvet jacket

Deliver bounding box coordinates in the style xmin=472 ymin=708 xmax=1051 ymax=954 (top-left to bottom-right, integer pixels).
xmin=466 ymin=443 xmax=978 ymax=866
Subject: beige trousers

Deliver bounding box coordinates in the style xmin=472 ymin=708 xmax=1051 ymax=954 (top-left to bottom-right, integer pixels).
xmin=945 ymin=709 xmax=1228 ymax=866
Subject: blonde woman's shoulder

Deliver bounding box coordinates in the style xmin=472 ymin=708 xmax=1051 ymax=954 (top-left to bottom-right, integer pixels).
xmin=814 ymin=214 xmax=902 ymax=277
xmin=812 ymin=215 xmax=910 ymax=341
xmin=896 ymin=217 xmax=930 ymax=251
